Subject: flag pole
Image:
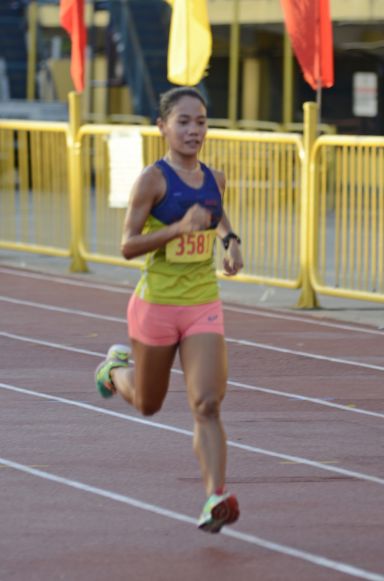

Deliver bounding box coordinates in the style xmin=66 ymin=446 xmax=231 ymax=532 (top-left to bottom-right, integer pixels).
xmin=186 ymin=0 xmax=191 ymax=84
xmin=315 ymin=0 xmax=321 ymax=127
xmin=27 ymin=0 xmax=38 ymax=100
xmin=228 ymin=0 xmax=240 ymax=128
xmin=283 ymin=29 xmax=294 ymax=128
xmin=316 ymin=83 xmax=322 ymax=118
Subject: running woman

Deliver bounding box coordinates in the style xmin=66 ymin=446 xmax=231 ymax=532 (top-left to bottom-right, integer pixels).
xmin=95 ymin=86 xmax=243 ymax=533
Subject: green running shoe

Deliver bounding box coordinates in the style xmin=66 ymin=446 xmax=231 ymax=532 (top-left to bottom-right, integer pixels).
xmin=95 ymin=344 xmax=130 ymax=398
xmin=197 ymin=492 xmax=240 ymax=533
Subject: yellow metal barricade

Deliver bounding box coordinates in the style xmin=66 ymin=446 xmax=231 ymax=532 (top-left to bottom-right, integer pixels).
xmin=202 ymin=129 xmax=303 ymax=287
xmin=309 ymin=135 xmax=384 ymax=303
xmin=77 ymin=125 xmax=303 ymax=288
xmin=0 ymin=120 xmax=70 ymax=257
xmin=76 ymin=125 xmax=166 ymax=269
xmin=4 ymin=95 xmax=384 ymax=307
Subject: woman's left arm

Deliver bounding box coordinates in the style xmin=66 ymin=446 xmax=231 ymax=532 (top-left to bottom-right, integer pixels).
xmin=217 ymin=210 xmax=244 ymax=276
xmin=213 ymin=170 xmax=244 ymax=277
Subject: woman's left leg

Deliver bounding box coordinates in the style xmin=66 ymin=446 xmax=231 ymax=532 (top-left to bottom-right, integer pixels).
xmin=179 ymin=332 xmax=228 ymax=495
xmin=179 ymin=332 xmax=239 ymax=532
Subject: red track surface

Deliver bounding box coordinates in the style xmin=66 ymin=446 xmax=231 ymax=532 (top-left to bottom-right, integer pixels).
xmin=1 ymin=265 xmax=384 ymax=581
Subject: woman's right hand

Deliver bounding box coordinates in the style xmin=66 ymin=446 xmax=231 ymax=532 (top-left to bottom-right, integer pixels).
xmin=178 ymin=204 xmax=212 ymax=234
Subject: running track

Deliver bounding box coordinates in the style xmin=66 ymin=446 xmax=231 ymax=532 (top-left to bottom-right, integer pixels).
xmin=1 ymin=265 xmax=384 ymax=581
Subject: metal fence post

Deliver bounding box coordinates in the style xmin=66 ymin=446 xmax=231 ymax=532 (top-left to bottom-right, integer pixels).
xmin=68 ymin=91 xmax=88 ymax=272
xmin=296 ymin=102 xmax=319 ymax=308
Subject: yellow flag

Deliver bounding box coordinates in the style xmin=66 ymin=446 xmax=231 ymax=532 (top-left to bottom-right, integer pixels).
xmin=166 ymin=0 xmax=212 ymax=86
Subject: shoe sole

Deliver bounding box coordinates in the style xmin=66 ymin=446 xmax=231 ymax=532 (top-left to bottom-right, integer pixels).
xmin=95 ymin=345 xmax=130 ymax=399
xmin=95 ymin=361 xmax=116 ymax=399
xmin=198 ymin=495 xmax=240 ymax=533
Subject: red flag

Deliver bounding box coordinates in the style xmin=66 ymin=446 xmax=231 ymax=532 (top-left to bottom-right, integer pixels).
xmin=280 ymin=0 xmax=334 ymax=90
xmin=60 ymin=0 xmax=87 ymax=92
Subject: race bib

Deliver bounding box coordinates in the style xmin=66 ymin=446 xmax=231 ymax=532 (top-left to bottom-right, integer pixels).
xmin=166 ymin=230 xmax=215 ymax=263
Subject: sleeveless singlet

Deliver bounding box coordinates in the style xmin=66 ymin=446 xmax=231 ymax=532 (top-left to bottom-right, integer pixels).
xmin=134 ymin=159 xmax=223 ymax=305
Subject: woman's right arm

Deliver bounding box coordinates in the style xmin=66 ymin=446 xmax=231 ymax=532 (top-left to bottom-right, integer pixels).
xmin=121 ymin=166 xmax=212 ymax=260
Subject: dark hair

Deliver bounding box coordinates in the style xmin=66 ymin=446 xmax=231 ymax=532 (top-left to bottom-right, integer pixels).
xmin=158 ymin=87 xmax=207 ymax=120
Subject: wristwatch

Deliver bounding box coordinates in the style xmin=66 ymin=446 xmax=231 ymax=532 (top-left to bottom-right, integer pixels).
xmin=222 ymin=232 xmax=241 ymax=250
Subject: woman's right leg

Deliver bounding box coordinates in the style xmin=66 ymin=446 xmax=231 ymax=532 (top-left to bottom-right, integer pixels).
xmin=96 ymin=294 xmax=179 ymax=415
xmin=111 ymin=339 xmax=178 ymax=416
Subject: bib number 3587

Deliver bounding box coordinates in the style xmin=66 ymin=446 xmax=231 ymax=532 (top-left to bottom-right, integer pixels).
xmin=166 ymin=230 xmax=215 ymax=263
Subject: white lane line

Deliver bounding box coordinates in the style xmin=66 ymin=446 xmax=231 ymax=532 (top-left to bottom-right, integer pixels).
xmin=1 ymin=381 xmax=384 ymax=486
xmin=1 ymin=456 xmax=383 ymax=581
xmin=0 ymin=331 xmax=104 ymax=357
xmin=0 ymin=456 xmax=194 ymax=524
xmin=226 ymin=337 xmax=384 ymax=373
xmin=2 ymin=331 xmax=384 ymax=420
xmin=0 ymin=268 xmax=132 ymax=294
xmin=1 ymin=297 xmax=384 ymax=372
xmin=223 ymin=304 xmax=384 ymax=336
xmin=227 ymin=379 xmax=384 ymax=420
xmin=0 ymin=295 xmax=123 ymax=323
xmin=1 ymin=268 xmax=383 ymax=336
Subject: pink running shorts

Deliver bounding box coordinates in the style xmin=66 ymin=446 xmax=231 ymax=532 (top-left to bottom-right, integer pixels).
xmin=127 ymin=294 xmax=225 ymax=346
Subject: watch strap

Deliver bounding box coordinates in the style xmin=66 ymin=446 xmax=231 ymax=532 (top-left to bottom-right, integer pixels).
xmin=222 ymin=232 xmax=241 ymax=250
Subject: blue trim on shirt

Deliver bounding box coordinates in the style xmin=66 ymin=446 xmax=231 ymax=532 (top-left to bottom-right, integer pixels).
xmin=151 ymin=159 xmax=223 ymax=228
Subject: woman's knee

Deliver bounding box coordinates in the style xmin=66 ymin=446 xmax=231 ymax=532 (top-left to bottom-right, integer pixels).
xmin=191 ymin=396 xmax=222 ymax=421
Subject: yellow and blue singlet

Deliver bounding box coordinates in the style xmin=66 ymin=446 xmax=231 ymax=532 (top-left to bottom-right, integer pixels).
xmin=135 ymin=159 xmax=223 ymax=306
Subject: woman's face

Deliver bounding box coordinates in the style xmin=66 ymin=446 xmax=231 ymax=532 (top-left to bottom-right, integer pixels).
xmin=158 ymin=96 xmax=208 ymax=157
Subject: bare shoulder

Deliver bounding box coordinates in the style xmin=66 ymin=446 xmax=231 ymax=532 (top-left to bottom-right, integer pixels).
xmin=132 ymin=163 xmax=166 ymax=205
xmin=209 ymin=167 xmax=226 ymax=195
xmin=123 ymin=163 xmax=166 ymax=237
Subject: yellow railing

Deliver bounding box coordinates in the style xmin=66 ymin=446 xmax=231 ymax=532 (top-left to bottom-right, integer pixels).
xmin=1 ymin=94 xmax=384 ymax=306
xmin=309 ymin=135 xmax=384 ymax=303
xmin=76 ymin=124 xmax=166 ymax=270
xmin=201 ymin=129 xmax=303 ymax=287
xmin=76 ymin=123 xmax=303 ymax=288
xmin=0 ymin=120 xmax=70 ymax=257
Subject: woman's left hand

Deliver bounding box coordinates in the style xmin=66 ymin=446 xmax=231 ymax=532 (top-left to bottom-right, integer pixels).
xmin=223 ymin=241 xmax=244 ymax=276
